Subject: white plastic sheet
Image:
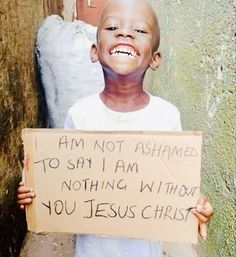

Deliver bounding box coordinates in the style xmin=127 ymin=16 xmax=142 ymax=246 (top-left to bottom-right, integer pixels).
xmin=36 ymin=15 xmax=104 ymax=128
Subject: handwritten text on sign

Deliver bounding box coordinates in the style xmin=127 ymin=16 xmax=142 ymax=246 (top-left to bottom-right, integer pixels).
xmin=22 ymin=129 xmax=202 ymax=243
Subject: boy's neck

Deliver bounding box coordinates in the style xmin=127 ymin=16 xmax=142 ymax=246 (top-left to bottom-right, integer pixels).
xmin=100 ymin=75 xmax=150 ymax=112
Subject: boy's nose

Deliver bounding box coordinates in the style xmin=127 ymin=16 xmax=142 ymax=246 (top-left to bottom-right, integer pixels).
xmin=115 ymin=28 xmax=134 ymax=39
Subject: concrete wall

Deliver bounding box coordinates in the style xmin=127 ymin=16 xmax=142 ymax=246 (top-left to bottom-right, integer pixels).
xmin=147 ymin=0 xmax=235 ymax=256
xmin=0 ymin=1 xmax=62 ymax=256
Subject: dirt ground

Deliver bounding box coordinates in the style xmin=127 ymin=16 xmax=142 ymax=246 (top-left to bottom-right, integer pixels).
xmin=19 ymin=232 xmax=198 ymax=257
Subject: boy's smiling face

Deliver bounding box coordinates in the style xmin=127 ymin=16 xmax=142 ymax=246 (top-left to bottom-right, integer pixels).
xmin=91 ymin=0 xmax=161 ymax=77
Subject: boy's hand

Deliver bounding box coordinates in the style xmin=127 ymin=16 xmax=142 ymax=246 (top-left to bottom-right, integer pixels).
xmin=191 ymin=195 xmax=214 ymax=240
xmin=17 ymin=181 xmax=35 ymax=210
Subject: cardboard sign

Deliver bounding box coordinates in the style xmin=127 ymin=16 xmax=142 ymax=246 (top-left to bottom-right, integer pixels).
xmin=22 ymin=129 xmax=202 ymax=243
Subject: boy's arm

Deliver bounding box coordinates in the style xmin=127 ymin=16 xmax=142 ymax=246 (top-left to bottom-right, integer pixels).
xmin=17 ymin=181 xmax=35 ymax=210
xmin=191 ymin=196 xmax=214 ymax=240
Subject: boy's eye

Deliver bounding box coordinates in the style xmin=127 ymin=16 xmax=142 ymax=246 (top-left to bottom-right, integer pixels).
xmin=135 ymin=29 xmax=147 ymax=34
xmin=105 ymin=26 xmax=118 ymax=31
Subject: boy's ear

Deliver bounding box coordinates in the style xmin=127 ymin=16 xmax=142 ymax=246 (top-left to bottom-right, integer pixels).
xmin=149 ymin=51 xmax=162 ymax=71
xmin=90 ymin=43 xmax=99 ymax=63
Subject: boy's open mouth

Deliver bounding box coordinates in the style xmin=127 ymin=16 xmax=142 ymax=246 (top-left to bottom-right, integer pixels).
xmin=110 ymin=45 xmax=138 ymax=58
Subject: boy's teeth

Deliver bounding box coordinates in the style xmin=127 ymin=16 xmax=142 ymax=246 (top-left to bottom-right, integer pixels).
xmin=111 ymin=47 xmax=137 ymax=57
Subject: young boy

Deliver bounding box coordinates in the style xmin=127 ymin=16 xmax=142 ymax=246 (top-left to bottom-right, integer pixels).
xmin=18 ymin=0 xmax=214 ymax=256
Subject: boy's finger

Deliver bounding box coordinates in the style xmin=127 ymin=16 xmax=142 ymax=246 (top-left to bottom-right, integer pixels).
xmin=199 ymin=222 xmax=207 ymax=240
xmin=17 ymin=186 xmax=33 ymax=194
xmin=191 ymin=209 xmax=209 ymax=223
xmin=198 ymin=202 xmax=214 ymax=217
xmin=19 ymin=181 xmax=24 ymax=186
xmin=17 ymin=192 xmax=35 ymax=200
xmin=196 ymin=195 xmax=208 ymax=207
xmin=194 ymin=202 xmax=214 ymax=219
xmin=17 ymin=198 xmax=33 ymax=205
xmin=20 ymin=204 xmax=25 ymax=210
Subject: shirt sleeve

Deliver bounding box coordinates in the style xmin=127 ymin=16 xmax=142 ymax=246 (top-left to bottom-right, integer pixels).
xmin=174 ymin=111 xmax=183 ymax=131
xmin=64 ymin=112 xmax=75 ymax=129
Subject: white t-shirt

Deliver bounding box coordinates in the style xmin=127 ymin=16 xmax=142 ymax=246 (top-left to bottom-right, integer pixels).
xmin=64 ymin=93 xmax=182 ymax=257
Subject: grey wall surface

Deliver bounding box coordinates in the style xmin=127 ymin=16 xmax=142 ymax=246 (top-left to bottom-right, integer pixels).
xmin=0 ymin=1 xmax=61 ymax=256
xmin=147 ymin=0 xmax=235 ymax=256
